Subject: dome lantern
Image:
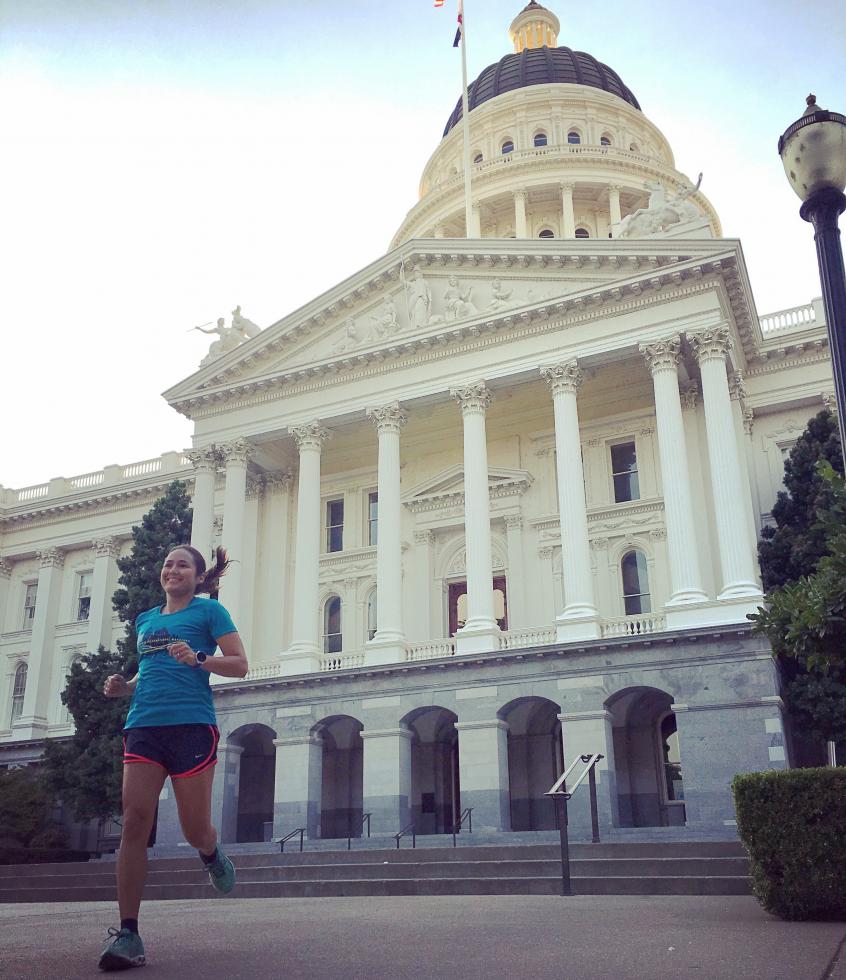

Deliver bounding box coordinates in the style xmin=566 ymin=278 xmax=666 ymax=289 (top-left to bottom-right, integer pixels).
xmin=509 ymin=1 xmax=560 ymax=52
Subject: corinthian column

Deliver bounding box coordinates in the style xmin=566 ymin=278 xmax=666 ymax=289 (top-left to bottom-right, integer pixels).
xmin=217 ymin=438 xmax=253 ymax=626
xmin=690 ymin=328 xmax=762 ymax=609
xmin=283 ymin=421 xmax=331 ymax=674
xmin=560 ymin=182 xmax=576 ymax=239
xmin=513 ymin=190 xmax=528 ymax=239
xmin=541 ymin=361 xmax=599 ymax=641
xmin=88 ymin=536 xmax=120 ymax=652
xmin=365 ymin=402 xmax=408 ymax=666
xmin=450 ymin=382 xmax=501 ymax=654
xmin=640 ymin=338 xmax=708 ymax=617
xmin=187 ymin=446 xmax=218 ymax=559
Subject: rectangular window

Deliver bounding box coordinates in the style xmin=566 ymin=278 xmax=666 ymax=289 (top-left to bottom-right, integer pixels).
xmin=326 ymin=498 xmax=344 ymax=553
xmin=367 ymin=492 xmax=378 ymax=547
xmin=610 ymin=441 xmax=640 ymax=503
xmin=77 ymin=572 xmax=93 ymax=621
xmin=22 ymin=584 xmax=38 ymax=630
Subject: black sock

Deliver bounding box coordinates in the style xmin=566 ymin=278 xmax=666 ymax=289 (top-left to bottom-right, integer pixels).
xmin=121 ymin=918 xmax=139 ymax=935
xmin=199 ymin=847 xmax=218 ymax=865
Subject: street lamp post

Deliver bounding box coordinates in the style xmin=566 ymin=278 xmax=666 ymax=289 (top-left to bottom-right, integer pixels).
xmin=779 ymin=95 xmax=846 ymax=451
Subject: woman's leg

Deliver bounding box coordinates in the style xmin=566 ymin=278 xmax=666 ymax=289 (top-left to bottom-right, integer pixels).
xmin=117 ymin=763 xmax=167 ymax=921
xmin=171 ymin=765 xmax=217 ymax=855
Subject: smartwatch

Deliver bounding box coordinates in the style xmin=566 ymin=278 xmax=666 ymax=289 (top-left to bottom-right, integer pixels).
xmin=194 ymin=651 xmax=208 ymax=666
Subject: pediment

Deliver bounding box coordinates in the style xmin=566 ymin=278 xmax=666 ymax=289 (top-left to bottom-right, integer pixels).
xmin=164 ymin=238 xmax=753 ymax=417
xmin=403 ymin=464 xmax=533 ymax=513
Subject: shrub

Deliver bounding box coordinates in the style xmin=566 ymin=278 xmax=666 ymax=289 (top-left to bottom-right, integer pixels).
xmin=28 ymin=826 xmax=69 ymax=850
xmin=732 ymin=768 xmax=846 ymax=920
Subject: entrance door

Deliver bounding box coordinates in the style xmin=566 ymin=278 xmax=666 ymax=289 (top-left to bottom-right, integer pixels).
xmin=448 ymin=577 xmax=508 ymax=636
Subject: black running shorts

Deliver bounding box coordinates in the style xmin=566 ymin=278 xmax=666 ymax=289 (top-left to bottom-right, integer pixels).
xmin=122 ymin=724 xmax=219 ymax=779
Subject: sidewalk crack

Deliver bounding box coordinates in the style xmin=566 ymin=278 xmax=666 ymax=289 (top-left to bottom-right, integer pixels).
xmin=820 ymin=930 xmax=846 ymax=980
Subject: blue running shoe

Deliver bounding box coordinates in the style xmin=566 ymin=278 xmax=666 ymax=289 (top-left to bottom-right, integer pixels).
xmin=203 ymin=847 xmax=236 ymax=894
xmin=98 ymin=927 xmax=146 ymax=971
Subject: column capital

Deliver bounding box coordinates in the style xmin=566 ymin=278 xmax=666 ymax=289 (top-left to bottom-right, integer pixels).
xmin=608 ymin=183 xmax=622 ymax=194
xmin=680 ymin=382 xmax=700 ymax=410
xmin=540 ymin=360 xmax=583 ymax=395
xmin=291 ymin=420 xmax=332 ymax=452
xmin=0 ymin=558 xmax=11 ymax=579
xmin=512 ymin=188 xmax=527 ymax=202
xmin=246 ymin=475 xmax=265 ymax=499
xmin=359 ymin=726 xmax=413 ymax=741
xmin=454 ymin=719 xmax=510 ymax=733
xmin=689 ymin=326 xmax=732 ymax=364
xmin=272 ymin=735 xmax=322 ymax=748
xmin=728 ymin=371 xmax=747 ymax=402
xmin=413 ymin=529 xmax=434 ymax=546
xmin=265 ymin=470 xmax=294 ymax=493
xmin=218 ymin=438 xmax=254 ymax=467
xmin=185 ymin=445 xmax=218 ymax=474
xmin=451 ymin=381 xmax=492 ymax=415
xmin=366 ymin=402 xmax=408 ymax=434
xmin=93 ymin=536 xmax=120 ymax=558
xmin=504 ymin=514 xmax=523 ymax=529
xmin=37 ymin=548 xmax=65 ymax=569
xmin=559 ymin=181 xmax=574 ymax=194
xmin=639 ymin=337 xmax=682 ymax=374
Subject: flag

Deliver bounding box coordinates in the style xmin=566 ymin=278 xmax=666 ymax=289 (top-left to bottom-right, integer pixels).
xmin=453 ymin=11 xmax=463 ymax=46
xmin=433 ymin=0 xmax=445 ymax=6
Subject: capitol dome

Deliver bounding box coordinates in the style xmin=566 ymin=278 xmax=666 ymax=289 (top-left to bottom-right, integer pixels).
xmin=391 ymin=1 xmax=720 ymax=247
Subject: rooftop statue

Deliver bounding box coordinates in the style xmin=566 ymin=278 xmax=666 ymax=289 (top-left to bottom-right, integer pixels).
xmin=193 ymin=306 xmax=262 ymax=365
xmin=618 ymin=173 xmax=704 ymax=238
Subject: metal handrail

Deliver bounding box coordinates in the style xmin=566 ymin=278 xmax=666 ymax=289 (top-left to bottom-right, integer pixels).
xmin=545 ymin=753 xmax=604 ymax=896
xmin=394 ymin=821 xmax=416 ymax=849
xmin=450 ymin=807 xmax=473 ymax=848
xmin=276 ymin=827 xmax=305 ymax=853
xmin=347 ymin=812 xmax=372 ymax=851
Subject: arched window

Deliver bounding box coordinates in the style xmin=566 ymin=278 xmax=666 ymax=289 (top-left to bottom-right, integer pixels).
xmin=323 ymin=596 xmax=342 ymax=654
xmin=600 ymin=134 xmax=612 ymax=146
xmin=533 ymin=132 xmax=548 ymax=147
xmin=501 ymin=140 xmax=514 ymax=155
xmin=366 ymin=590 xmax=377 ymax=641
xmin=629 ymin=142 xmax=639 ymax=152
xmin=574 ymin=227 xmax=590 ymax=239
xmin=538 ymin=229 xmax=555 ymax=239
xmin=473 ymin=152 xmax=483 ymax=164
xmin=567 ymin=130 xmax=581 ymax=145
xmin=11 ymin=662 xmax=27 ymax=724
xmin=621 ymin=550 xmax=651 ymax=615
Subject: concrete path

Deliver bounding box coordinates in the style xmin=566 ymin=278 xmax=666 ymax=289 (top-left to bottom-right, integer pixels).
xmin=0 ymin=895 xmax=844 ymax=980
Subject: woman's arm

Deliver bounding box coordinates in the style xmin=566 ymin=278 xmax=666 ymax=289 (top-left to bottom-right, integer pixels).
xmin=204 ymin=631 xmax=248 ymax=678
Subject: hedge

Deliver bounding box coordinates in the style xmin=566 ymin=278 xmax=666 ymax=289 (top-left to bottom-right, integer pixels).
xmin=732 ymin=767 xmax=846 ymax=920
xmin=0 ymin=848 xmax=93 ymax=866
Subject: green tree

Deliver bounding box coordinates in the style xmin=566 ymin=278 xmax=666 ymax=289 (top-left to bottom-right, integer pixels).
xmin=0 ymin=766 xmax=63 ymax=847
xmin=40 ymin=481 xmax=193 ymax=823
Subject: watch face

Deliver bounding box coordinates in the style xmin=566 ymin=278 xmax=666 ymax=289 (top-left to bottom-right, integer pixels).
xmin=196 ymin=652 xmax=207 ymax=663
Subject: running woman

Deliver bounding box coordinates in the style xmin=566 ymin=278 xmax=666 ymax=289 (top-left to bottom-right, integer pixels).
xmin=99 ymin=544 xmax=248 ymax=971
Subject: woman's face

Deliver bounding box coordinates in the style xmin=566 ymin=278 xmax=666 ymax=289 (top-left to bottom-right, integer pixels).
xmin=161 ymin=548 xmax=201 ymax=598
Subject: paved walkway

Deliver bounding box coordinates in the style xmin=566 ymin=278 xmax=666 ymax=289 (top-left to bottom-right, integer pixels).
xmin=1 ymin=896 xmax=844 ymax=980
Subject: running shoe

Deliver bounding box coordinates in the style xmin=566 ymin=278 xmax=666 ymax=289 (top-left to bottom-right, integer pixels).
xmin=98 ymin=927 xmax=146 ymax=971
xmin=203 ymin=847 xmax=236 ymax=894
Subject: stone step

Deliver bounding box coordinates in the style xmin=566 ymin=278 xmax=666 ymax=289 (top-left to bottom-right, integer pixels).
xmin=0 ymin=873 xmax=752 ymax=902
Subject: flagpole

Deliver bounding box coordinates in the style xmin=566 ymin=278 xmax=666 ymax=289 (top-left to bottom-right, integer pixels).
xmin=458 ymin=0 xmax=473 ymax=238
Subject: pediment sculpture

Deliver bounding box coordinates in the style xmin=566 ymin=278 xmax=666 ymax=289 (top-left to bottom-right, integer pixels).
xmin=194 ymin=305 xmax=263 ymax=365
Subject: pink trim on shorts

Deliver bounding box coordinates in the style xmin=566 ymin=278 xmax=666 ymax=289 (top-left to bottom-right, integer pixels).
xmin=171 ymin=725 xmax=219 ymax=780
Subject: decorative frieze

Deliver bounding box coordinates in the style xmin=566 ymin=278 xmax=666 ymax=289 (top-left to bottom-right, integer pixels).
xmin=291 ymin=421 xmax=332 ymax=453
xmin=366 ymin=402 xmax=408 ymax=433
xmin=450 ymin=381 xmax=492 ymax=415
xmin=540 ymin=359 xmax=583 ymax=395
xmin=639 ymin=337 xmax=682 ymax=374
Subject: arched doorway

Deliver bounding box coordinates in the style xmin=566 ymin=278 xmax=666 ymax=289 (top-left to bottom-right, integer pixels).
xmin=606 ymin=687 xmax=686 ymax=828
xmin=315 ymin=715 xmax=363 ymax=839
xmin=229 ymin=724 xmax=276 ymax=843
xmin=501 ymin=697 xmax=563 ymax=831
xmin=403 ymin=707 xmax=460 ymax=835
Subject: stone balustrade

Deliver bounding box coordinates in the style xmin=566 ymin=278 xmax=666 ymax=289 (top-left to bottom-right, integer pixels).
xmin=600 ymin=613 xmax=666 ymax=638
xmin=759 ymin=299 xmax=825 ymax=335
xmin=499 ymin=626 xmax=556 ymax=649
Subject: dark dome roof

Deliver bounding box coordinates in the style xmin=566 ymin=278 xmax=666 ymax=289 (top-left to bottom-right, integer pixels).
xmin=443 ymin=46 xmax=641 ymax=136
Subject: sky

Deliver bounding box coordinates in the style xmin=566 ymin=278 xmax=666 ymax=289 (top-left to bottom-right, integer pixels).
xmin=1 ymin=0 xmax=844 ymax=490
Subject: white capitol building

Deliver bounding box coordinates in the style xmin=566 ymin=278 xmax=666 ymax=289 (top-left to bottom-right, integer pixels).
xmin=0 ymin=2 xmax=834 ymax=847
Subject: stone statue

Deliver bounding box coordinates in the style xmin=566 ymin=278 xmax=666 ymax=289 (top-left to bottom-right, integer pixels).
xmin=332 ymin=319 xmax=360 ymax=354
xmin=619 ymin=173 xmax=704 ymax=238
xmin=444 ymin=275 xmax=478 ymax=321
xmin=486 ymin=279 xmax=513 ymax=311
xmin=193 ymin=306 xmax=263 ymax=365
xmin=369 ymin=295 xmax=401 ymax=339
xmin=231 ymin=305 xmax=261 ymax=341
xmin=406 ymin=269 xmax=432 ymax=330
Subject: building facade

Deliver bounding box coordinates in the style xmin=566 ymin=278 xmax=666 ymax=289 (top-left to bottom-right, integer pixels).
xmin=0 ymin=3 xmax=836 ymax=846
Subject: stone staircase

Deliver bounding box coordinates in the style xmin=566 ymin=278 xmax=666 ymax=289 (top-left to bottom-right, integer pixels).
xmin=0 ymin=838 xmax=751 ymax=902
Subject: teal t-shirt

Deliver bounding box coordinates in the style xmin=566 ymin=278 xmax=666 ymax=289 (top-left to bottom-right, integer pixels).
xmin=124 ymin=597 xmax=237 ymax=729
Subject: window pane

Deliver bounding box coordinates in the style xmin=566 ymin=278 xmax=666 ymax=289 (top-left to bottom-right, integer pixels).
xmin=611 ymin=441 xmax=640 ymax=502
xmin=502 ymin=140 xmax=514 ymax=154
xmin=368 ymin=492 xmax=378 ymax=546
xmin=328 ymin=526 xmax=343 ymax=552
xmin=326 ymin=498 xmax=344 ymax=552
xmin=327 ymin=499 xmax=344 ymax=525
xmin=533 ymin=132 xmax=547 ymax=147
xmin=77 ymin=597 xmax=91 ymax=621
xmin=567 ymin=131 xmax=581 ymax=144
xmin=613 ymin=472 xmax=635 ymax=502
xmin=610 ymin=441 xmax=637 ymax=473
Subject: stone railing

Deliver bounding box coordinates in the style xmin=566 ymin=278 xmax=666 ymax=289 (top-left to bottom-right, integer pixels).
xmin=244 ymin=662 xmax=286 ymax=681
xmin=600 ymin=613 xmax=666 ymax=638
xmin=319 ymin=652 xmax=366 ymax=672
xmin=2 ymin=451 xmax=194 ymax=507
xmin=499 ymin=626 xmax=557 ymax=649
xmin=405 ymin=638 xmax=457 ymax=662
xmin=759 ymin=300 xmax=824 ymax=335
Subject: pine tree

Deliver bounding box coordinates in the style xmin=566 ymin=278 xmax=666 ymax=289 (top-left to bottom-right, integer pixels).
xmin=41 ymin=481 xmax=193 ymax=823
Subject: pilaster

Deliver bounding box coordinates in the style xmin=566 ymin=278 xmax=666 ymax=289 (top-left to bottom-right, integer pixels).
xmin=187 ymin=445 xmax=218 ymax=559
xmin=87 ymin=537 xmax=120 ymax=652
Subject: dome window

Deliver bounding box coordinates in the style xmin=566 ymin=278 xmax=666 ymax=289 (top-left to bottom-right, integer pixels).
xmin=567 ymin=131 xmax=581 ymax=145
xmin=629 ymin=142 xmax=639 ymax=152
xmin=501 ymin=140 xmax=515 ymax=155
xmin=538 ymin=229 xmax=555 ymax=239
xmin=533 ymin=132 xmax=548 ymax=147
xmin=575 ymin=227 xmax=590 ymax=239
xmin=473 ymin=153 xmax=483 ymax=164
xmin=600 ymin=134 xmax=612 ymax=146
